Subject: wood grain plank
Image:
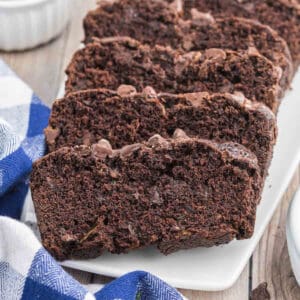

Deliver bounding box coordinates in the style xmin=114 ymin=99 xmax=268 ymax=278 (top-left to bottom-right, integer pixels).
xmin=91 ymin=274 xmax=114 ymax=285
xmin=63 ymin=267 xmax=93 ymax=285
xmin=0 ymin=28 xmax=68 ymax=105
xmin=56 ymin=0 xmax=98 ymax=96
xmin=252 ymin=168 xmax=300 ymax=300
xmin=61 ymin=0 xmax=98 ymax=69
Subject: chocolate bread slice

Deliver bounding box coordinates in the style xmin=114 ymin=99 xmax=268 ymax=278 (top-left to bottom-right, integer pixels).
xmin=180 ymin=14 xmax=293 ymax=88
xmin=83 ymin=0 xmax=182 ymax=48
xmin=83 ymin=0 xmax=293 ymax=87
xmin=182 ymin=0 xmax=300 ymax=67
xmin=65 ymin=38 xmax=282 ymax=112
xmin=31 ymin=133 xmax=262 ymax=260
xmin=45 ymin=87 xmax=276 ymax=179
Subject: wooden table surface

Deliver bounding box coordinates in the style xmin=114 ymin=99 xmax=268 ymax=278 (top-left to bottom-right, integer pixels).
xmin=1 ymin=1 xmax=300 ymax=299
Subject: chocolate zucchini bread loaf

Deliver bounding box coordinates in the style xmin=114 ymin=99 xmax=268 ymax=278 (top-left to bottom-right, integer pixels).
xmin=45 ymin=87 xmax=276 ymax=179
xmin=182 ymin=0 xmax=300 ymax=66
xmin=65 ymin=38 xmax=282 ymax=112
xmin=83 ymin=0 xmax=293 ymax=86
xmin=31 ymin=133 xmax=262 ymax=260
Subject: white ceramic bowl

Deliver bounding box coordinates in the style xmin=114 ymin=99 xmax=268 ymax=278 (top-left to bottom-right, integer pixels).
xmin=286 ymin=187 xmax=300 ymax=286
xmin=0 ymin=0 xmax=71 ymax=51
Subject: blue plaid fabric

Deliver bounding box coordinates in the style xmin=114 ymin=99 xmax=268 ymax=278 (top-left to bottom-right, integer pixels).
xmin=0 ymin=60 xmax=183 ymax=300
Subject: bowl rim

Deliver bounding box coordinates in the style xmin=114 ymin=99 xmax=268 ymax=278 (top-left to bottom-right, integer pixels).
xmin=0 ymin=0 xmax=54 ymax=8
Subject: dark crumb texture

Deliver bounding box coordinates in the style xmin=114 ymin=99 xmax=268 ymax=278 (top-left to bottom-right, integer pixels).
xmin=31 ymin=134 xmax=262 ymax=260
xmin=83 ymin=0 xmax=182 ymax=48
xmin=182 ymin=0 xmax=300 ymax=67
xmin=83 ymin=0 xmax=293 ymax=87
xmin=251 ymin=282 xmax=271 ymax=300
xmin=180 ymin=15 xmax=293 ymax=88
xmin=65 ymin=38 xmax=282 ymax=112
xmin=45 ymin=87 xmax=276 ymax=179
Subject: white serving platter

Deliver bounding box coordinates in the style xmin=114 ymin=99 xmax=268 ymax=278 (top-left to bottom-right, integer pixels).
xmin=44 ymin=71 xmax=300 ymax=291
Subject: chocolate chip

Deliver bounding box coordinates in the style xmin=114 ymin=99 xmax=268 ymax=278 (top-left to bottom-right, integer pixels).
xmin=119 ymin=143 xmax=141 ymax=157
xmin=82 ymin=131 xmax=92 ymax=146
xmin=149 ymin=186 xmax=164 ymax=205
xmin=91 ymin=139 xmax=113 ymax=159
xmin=184 ymin=92 xmax=210 ymax=107
xmin=191 ymin=9 xmax=215 ymax=26
xmin=204 ymin=48 xmax=227 ymax=61
xmin=173 ymin=129 xmax=189 ymax=140
xmin=117 ymin=84 xmax=137 ymax=97
xmin=250 ymin=282 xmax=270 ymax=300
xmin=148 ymin=134 xmax=170 ymax=148
xmin=44 ymin=127 xmax=60 ymax=144
xmin=142 ymin=86 xmax=157 ymax=98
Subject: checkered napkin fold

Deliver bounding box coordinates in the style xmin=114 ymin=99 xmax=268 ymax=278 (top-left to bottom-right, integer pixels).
xmin=0 ymin=60 xmax=183 ymax=300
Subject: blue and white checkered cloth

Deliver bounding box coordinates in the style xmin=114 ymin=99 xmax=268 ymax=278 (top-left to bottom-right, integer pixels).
xmin=0 ymin=60 xmax=184 ymax=300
